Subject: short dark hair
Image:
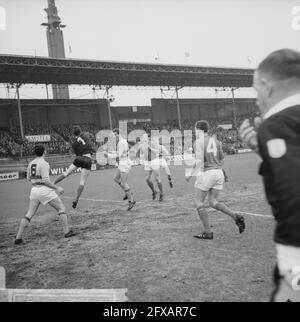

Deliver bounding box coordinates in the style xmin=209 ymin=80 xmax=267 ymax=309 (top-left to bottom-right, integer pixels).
xmin=73 ymin=125 xmax=81 ymax=136
xmin=195 ymin=120 xmax=209 ymax=133
xmin=257 ymin=49 xmax=300 ymax=81
xmin=34 ymin=145 xmax=45 ymax=157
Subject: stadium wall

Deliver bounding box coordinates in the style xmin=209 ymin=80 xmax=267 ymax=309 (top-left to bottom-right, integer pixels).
xmin=150 ymin=98 xmax=258 ymax=124
xmin=112 ymin=106 xmax=151 ymax=123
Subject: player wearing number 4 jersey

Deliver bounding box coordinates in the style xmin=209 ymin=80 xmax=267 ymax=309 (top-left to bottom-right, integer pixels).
xmin=54 ymin=126 xmax=94 ymax=209
xmin=186 ymin=120 xmax=245 ymax=240
xmin=15 ymin=145 xmax=76 ymax=245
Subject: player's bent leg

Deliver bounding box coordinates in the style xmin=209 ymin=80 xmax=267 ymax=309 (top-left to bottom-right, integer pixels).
xmin=72 ymin=169 xmax=90 ymax=209
xmin=114 ymin=169 xmax=121 ymax=184
xmin=120 ymin=172 xmax=131 ymax=199
xmin=153 ymin=169 xmax=163 ymax=201
xmin=114 ymin=169 xmax=127 ymax=200
xmin=163 ymin=162 xmax=173 ymax=188
xmin=54 ymin=164 xmax=78 ymax=184
xmin=194 ymin=189 xmax=213 ymax=239
xmin=208 ymin=189 xmax=236 ymax=220
xmin=48 ymin=197 xmax=76 ymax=238
xmin=119 ymin=172 xmax=136 ymax=210
xmin=15 ymin=199 xmax=41 ymax=244
xmin=146 ymin=170 xmax=157 ymax=199
xmin=208 ymin=189 xmax=245 ymax=234
xmin=164 ymin=164 xmax=171 ymax=176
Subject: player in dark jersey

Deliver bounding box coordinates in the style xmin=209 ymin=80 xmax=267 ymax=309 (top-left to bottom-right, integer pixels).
xmin=186 ymin=120 xmax=245 ymax=240
xmin=54 ymin=125 xmax=94 ymax=209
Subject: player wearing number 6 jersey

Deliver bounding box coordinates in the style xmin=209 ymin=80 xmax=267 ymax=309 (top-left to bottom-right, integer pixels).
xmin=186 ymin=120 xmax=245 ymax=240
xmin=54 ymin=126 xmax=94 ymax=209
xmin=15 ymin=145 xmax=76 ymax=245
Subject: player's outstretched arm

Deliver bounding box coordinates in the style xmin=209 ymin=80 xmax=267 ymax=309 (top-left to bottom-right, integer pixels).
xmin=42 ymin=180 xmax=64 ymax=194
xmin=40 ymin=165 xmax=64 ymax=193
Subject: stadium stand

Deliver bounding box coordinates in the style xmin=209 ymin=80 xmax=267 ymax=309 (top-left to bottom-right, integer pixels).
xmin=0 ymin=120 xmax=250 ymax=158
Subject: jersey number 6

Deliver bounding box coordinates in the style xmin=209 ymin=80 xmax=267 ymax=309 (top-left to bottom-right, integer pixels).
xmin=31 ymin=164 xmax=37 ymax=177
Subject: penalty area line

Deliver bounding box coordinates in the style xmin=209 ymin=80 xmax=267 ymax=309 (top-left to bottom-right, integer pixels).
xmin=238 ymin=211 xmax=272 ymax=218
xmin=63 ymin=195 xmax=150 ymax=205
xmin=63 ymin=196 xmax=125 ymax=204
xmin=63 ymin=196 xmax=271 ymax=218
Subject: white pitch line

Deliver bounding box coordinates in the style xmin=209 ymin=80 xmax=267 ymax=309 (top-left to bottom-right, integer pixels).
xmin=63 ymin=196 xmax=125 ymax=203
xmin=63 ymin=196 xmax=271 ymax=219
xmin=63 ymin=195 xmax=150 ymax=205
xmin=239 ymin=211 xmax=272 ymax=218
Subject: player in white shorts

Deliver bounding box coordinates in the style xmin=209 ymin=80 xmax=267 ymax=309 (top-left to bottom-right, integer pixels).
xmin=105 ymin=128 xmax=136 ymax=211
xmin=15 ymin=145 xmax=76 ymax=245
xmin=158 ymin=138 xmax=173 ymax=188
xmin=139 ymin=135 xmax=165 ymax=201
xmin=186 ymin=120 xmax=245 ymax=240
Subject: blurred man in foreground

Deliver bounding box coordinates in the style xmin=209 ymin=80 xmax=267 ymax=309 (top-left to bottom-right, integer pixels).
xmin=239 ymin=48 xmax=300 ymax=302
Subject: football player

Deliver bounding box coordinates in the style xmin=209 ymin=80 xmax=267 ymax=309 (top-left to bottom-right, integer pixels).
xmin=105 ymin=128 xmax=136 ymax=211
xmin=186 ymin=120 xmax=245 ymax=240
xmin=158 ymin=137 xmax=173 ymax=188
xmin=54 ymin=125 xmax=94 ymax=209
xmin=15 ymin=145 xmax=76 ymax=245
xmin=139 ymin=135 xmax=165 ymax=202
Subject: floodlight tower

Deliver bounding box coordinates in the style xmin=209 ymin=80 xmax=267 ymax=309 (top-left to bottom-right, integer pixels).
xmin=41 ymin=0 xmax=69 ymax=99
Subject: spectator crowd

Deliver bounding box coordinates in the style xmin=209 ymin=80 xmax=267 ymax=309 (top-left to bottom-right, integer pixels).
xmin=0 ymin=114 xmax=256 ymax=159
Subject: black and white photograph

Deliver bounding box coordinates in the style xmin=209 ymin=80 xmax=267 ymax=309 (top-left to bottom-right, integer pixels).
xmin=0 ymin=0 xmax=300 ymax=306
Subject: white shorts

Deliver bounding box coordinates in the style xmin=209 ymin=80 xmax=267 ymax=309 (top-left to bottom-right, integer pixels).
xmin=118 ymin=159 xmax=132 ymax=173
xmin=30 ymin=186 xmax=58 ymax=205
xmin=194 ymin=169 xmax=224 ymax=191
xmin=159 ymin=157 xmax=169 ymax=169
xmin=144 ymin=158 xmax=161 ymax=171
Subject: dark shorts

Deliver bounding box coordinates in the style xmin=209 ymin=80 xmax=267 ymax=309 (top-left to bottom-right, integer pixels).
xmin=73 ymin=156 xmax=92 ymax=170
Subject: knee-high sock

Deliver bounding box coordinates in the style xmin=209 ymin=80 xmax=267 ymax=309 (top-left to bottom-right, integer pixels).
xmin=125 ymin=188 xmax=134 ymax=202
xmin=157 ymin=181 xmax=163 ymax=194
xmin=59 ymin=212 xmax=69 ymax=235
xmin=197 ymin=206 xmax=211 ymax=233
xmin=146 ymin=179 xmax=155 ymax=193
xmin=74 ymin=184 xmax=84 ymax=203
xmin=16 ymin=217 xmax=30 ymax=240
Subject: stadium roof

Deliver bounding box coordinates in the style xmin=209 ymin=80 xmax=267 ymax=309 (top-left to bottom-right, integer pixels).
xmin=0 ymin=54 xmax=254 ymax=88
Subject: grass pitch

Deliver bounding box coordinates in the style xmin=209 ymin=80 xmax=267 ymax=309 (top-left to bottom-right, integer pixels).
xmin=0 ymin=153 xmax=276 ymax=301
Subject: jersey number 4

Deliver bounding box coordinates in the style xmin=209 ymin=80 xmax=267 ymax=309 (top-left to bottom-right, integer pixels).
xmin=207 ymin=138 xmax=217 ymax=156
